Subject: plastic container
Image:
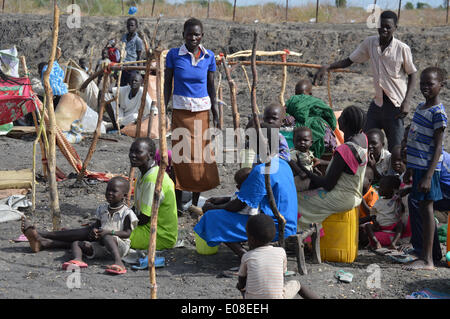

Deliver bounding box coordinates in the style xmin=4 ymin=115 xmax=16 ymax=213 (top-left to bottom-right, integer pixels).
xmin=195 ymin=233 xmax=218 ymax=255
xmin=320 ymin=207 xmax=359 ymax=263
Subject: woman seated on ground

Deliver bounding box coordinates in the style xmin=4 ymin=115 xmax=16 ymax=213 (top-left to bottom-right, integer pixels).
xmin=296 ymin=105 xmax=368 ymax=229
xmin=193 ymin=123 xmax=298 ymax=258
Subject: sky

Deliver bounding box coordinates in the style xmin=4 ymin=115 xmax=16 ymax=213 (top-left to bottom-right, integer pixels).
xmin=166 ymin=0 xmax=444 ymax=9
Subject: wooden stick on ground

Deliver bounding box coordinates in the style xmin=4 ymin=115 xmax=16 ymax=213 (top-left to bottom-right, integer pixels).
xmin=77 ymin=71 xmax=110 ymax=183
xmin=148 ymin=48 xmax=168 ymax=299
xmin=43 ymin=1 xmax=61 ymax=231
xmin=250 ymin=31 xmax=286 ymax=248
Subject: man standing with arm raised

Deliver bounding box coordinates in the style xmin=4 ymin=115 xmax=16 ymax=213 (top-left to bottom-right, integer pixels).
xmin=314 ymin=10 xmax=417 ymax=152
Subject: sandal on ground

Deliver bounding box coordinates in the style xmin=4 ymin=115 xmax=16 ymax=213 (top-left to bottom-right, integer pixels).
xmin=62 ymin=260 xmax=88 ymax=270
xmin=105 ymin=264 xmax=127 ymax=275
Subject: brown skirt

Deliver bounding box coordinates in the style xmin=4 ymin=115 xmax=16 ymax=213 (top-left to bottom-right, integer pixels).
xmin=171 ymin=109 xmax=220 ymax=192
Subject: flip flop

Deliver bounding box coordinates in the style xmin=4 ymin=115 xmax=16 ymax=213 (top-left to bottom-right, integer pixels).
xmin=13 ymin=234 xmax=29 ymax=242
xmin=131 ymin=256 xmax=165 ymax=270
xmin=105 ymin=264 xmax=127 ymax=275
xmin=388 ymin=254 xmax=417 ymax=264
xmin=62 ymin=260 xmax=88 ymax=270
xmin=335 ymin=270 xmax=353 ymax=283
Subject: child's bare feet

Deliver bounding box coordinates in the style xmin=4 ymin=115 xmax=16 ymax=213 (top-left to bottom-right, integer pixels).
xmin=21 ymin=217 xmax=42 ymax=253
xmin=402 ymin=259 xmax=435 ymax=271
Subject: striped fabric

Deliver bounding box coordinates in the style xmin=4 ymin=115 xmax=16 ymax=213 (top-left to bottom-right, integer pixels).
xmin=407 ymin=103 xmax=447 ymax=171
xmin=238 ymin=246 xmax=287 ymax=299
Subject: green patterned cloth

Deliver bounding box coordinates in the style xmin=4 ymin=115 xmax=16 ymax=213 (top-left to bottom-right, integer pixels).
xmin=285 ymin=94 xmax=336 ymax=158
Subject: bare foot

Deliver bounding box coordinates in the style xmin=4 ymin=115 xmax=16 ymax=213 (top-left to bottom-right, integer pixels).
xmin=21 ymin=217 xmax=42 ymax=253
xmin=402 ymin=259 xmax=435 ymax=271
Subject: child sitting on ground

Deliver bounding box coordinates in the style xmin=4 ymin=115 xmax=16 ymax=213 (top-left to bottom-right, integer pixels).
xmin=21 ymin=177 xmax=138 ymax=275
xmin=64 ymin=176 xmax=138 ymax=275
xmin=236 ymin=214 xmax=318 ymax=299
xmin=288 ymin=126 xmax=328 ymax=191
xmin=189 ymin=167 xmax=258 ymax=217
xmin=364 ymin=175 xmax=405 ymax=250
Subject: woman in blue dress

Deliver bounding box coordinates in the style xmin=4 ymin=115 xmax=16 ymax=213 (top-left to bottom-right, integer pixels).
xmin=194 ymin=125 xmax=298 ymax=258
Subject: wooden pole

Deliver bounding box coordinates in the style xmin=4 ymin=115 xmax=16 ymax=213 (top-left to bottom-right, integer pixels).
xmin=43 ymin=1 xmax=61 ymax=231
xmin=327 ymin=71 xmax=332 ymax=107
xmin=220 ymin=56 xmax=240 ymax=145
xmin=227 ymin=60 xmax=356 ymax=73
xmin=232 ymin=0 xmax=237 ymax=22
xmin=148 ymin=48 xmax=168 ymax=299
xmin=285 ymin=0 xmax=288 ymax=22
xmin=315 ymin=0 xmax=319 ymax=23
xmin=397 ymin=0 xmax=402 ymax=23
xmin=151 ymin=0 xmax=156 ymax=17
xmin=207 ymin=0 xmax=210 ymax=19
xmin=250 ymin=31 xmax=286 ymax=248
xmin=114 ymin=42 xmax=126 ymax=134
xmin=2 ymin=0 xmax=5 ymax=13
xmin=447 ymin=0 xmax=449 ymax=25
xmin=77 ymin=72 xmax=109 ymax=182
xmin=280 ymin=53 xmax=288 ymax=106
xmin=121 ymin=0 xmax=124 ymax=15
xmin=21 ymin=55 xmax=47 ymax=213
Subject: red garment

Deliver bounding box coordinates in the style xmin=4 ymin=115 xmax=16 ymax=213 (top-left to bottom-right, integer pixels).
xmin=0 ymin=77 xmax=39 ymax=125
xmin=108 ymin=47 xmax=120 ymax=63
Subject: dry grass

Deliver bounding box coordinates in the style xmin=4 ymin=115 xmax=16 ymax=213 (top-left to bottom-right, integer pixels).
xmin=2 ymin=1 xmax=448 ymax=27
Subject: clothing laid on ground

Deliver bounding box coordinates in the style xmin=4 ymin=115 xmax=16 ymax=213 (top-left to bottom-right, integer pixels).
xmin=298 ymin=136 xmax=368 ymax=228
xmin=349 ymin=35 xmax=417 ymax=108
xmin=130 ymin=166 xmax=178 ymax=251
xmin=285 ymin=94 xmax=336 ymax=159
xmin=194 ymin=156 xmax=298 ymax=246
xmin=238 ymin=245 xmax=300 ymax=299
xmin=86 ymin=204 xmax=138 ymax=259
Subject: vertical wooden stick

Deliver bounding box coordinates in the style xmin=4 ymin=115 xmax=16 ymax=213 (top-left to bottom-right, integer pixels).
xmin=285 ymin=0 xmax=288 ymax=22
xmin=280 ymin=53 xmax=288 ymax=106
xmin=148 ymin=48 xmax=168 ymax=300
xmin=121 ymin=0 xmax=124 ymax=15
xmin=2 ymin=0 xmax=5 ymax=13
xmin=327 ymin=71 xmax=332 ymax=108
xmin=232 ymin=0 xmax=237 ymax=21
xmin=114 ymin=42 xmax=126 ymax=134
xmin=21 ymin=55 xmax=46 ymax=213
xmin=207 ymin=0 xmax=210 ymax=19
xmin=77 ymin=72 xmax=109 ymax=182
xmin=221 ymin=56 xmax=240 ymax=145
xmin=397 ymin=0 xmax=402 ymax=23
xmin=151 ymin=0 xmax=156 ymax=17
xmin=250 ymin=31 xmax=285 ymax=248
xmin=447 ymin=0 xmax=449 ymax=25
xmin=315 ymin=0 xmax=319 ymax=23
xmin=43 ymin=1 xmax=61 ymax=231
